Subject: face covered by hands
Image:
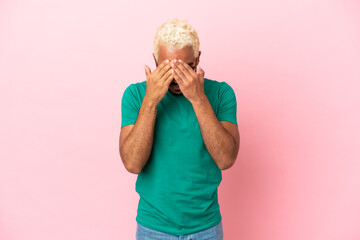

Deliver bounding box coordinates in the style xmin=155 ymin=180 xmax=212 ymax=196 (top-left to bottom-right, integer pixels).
xmin=170 ymin=59 xmax=205 ymax=103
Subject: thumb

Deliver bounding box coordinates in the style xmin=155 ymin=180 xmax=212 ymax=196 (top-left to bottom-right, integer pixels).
xmin=144 ymin=65 xmax=151 ymax=78
xmin=197 ymin=65 xmax=205 ymax=79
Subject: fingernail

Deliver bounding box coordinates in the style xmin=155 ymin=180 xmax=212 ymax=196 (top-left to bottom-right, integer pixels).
xmin=165 ymin=59 xmax=169 ymax=63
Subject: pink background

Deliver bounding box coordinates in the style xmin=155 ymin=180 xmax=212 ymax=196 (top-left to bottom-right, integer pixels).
xmin=1 ymin=0 xmax=360 ymax=239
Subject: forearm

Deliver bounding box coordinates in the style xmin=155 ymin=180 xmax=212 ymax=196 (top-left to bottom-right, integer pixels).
xmin=191 ymin=95 xmax=237 ymax=170
xmin=121 ymin=96 xmax=157 ymax=173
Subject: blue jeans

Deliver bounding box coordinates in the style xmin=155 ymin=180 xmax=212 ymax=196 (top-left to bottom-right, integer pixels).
xmin=136 ymin=220 xmax=223 ymax=240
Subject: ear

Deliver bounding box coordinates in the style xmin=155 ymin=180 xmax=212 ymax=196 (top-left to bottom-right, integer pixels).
xmin=193 ymin=51 xmax=201 ymax=73
xmin=152 ymin=53 xmax=158 ymax=67
xmin=194 ymin=51 xmax=201 ymax=68
xmin=197 ymin=51 xmax=201 ymax=65
xmin=197 ymin=65 xmax=205 ymax=81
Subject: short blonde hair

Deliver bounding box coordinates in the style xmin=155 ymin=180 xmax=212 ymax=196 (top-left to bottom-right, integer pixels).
xmin=153 ymin=18 xmax=200 ymax=62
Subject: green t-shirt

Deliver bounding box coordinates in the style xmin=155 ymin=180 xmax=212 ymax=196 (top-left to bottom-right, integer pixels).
xmin=121 ymin=78 xmax=237 ymax=236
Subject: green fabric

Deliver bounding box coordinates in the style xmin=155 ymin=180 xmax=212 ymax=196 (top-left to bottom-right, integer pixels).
xmin=121 ymin=78 xmax=237 ymax=236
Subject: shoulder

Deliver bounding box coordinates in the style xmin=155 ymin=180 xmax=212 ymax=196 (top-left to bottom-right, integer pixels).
xmin=204 ymin=78 xmax=235 ymax=94
xmin=122 ymin=80 xmax=146 ymax=96
xmin=124 ymin=80 xmax=146 ymax=90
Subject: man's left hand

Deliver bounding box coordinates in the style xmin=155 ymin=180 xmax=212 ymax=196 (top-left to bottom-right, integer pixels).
xmin=170 ymin=59 xmax=206 ymax=103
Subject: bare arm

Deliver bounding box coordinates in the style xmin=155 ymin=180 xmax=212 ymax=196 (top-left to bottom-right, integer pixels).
xmin=192 ymin=95 xmax=239 ymax=170
xmin=170 ymin=59 xmax=240 ymax=170
xmin=119 ymin=59 xmax=173 ymax=174
xmin=120 ymin=97 xmax=157 ymax=174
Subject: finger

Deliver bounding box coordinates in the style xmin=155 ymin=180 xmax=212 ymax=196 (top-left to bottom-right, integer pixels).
xmin=171 ymin=62 xmax=188 ymax=82
xmin=164 ymin=70 xmax=174 ymax=86
xmin=153 ymin=59 xmax=170 ymax=75
xmin=178 ymin=60 xmax=197 ymax=79
xmin=197 ymin=65 xmax=205 ymax=80
xmin=160 ymin=67 xmax=173 ymax=82
xmin=157 ymin=63 xmax=172 ymax=79
xmin=175 ymin=62 xmax=192 ymax=80
xmin=144 ymin=65 xmax=151 ymax=78
xmin=172 ymin=69 xmax=184 ymax=85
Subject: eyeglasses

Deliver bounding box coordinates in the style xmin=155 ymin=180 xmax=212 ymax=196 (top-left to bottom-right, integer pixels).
xmin=190 ymin=65 xmax=197 ymax=72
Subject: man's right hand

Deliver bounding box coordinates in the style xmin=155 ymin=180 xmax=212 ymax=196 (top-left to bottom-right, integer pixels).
xmin=144 ymin=59 xmax=173 ymax=105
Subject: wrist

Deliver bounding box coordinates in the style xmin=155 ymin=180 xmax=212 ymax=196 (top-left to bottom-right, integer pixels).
xmin=143 ymin=95 xmax=159 ymax=109
xmin=191 ymin=93 xmax=207 ymax=106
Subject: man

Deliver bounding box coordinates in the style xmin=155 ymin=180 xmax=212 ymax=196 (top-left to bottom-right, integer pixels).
xmin=119 ymin=18 xmax=240 ymax=239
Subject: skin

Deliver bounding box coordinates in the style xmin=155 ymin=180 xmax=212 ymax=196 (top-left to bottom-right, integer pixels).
xmin=153 ymin=45 xmax=200 ymax=96
xmin=119 ymin=44 xmax=240 ymax=174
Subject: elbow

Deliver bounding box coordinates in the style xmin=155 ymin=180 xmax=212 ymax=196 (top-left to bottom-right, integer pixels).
xmin=125 ymin=165 xmax=141 ymax=174
xmin=220 ymin=144 xmax=239 ymax=170
xmin=120 ymin=149 xmax=141 ymax=174
xmin=219 ymin=139 xmax=239 ymax=171
xmin=123 ymin=159 xmax=142 ymax=174
xmin=219 ymin=156 xmax=237 ymax=171
xmin=123 ymin=157 xmax=141 ymax=174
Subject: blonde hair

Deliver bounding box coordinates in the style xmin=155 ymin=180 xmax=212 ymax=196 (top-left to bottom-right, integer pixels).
xmin=153 ymin=18 xmax=200 ymax=62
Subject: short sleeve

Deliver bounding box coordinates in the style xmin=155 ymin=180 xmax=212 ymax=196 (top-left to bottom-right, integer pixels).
xmin=121 ymin=84 xmax=141 ymax=128
xmin=217 ymin=82 xmax=238 ymax=126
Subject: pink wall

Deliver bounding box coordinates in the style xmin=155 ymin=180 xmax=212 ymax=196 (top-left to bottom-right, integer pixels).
xmin=1 ymin=0 xmax=359 ymax=239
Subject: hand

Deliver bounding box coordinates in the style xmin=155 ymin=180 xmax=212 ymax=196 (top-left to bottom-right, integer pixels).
xmin=170 ymin=59 xmax=206 ymax=103
xmin=144 ymin=59 xmax=173 ymax=105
